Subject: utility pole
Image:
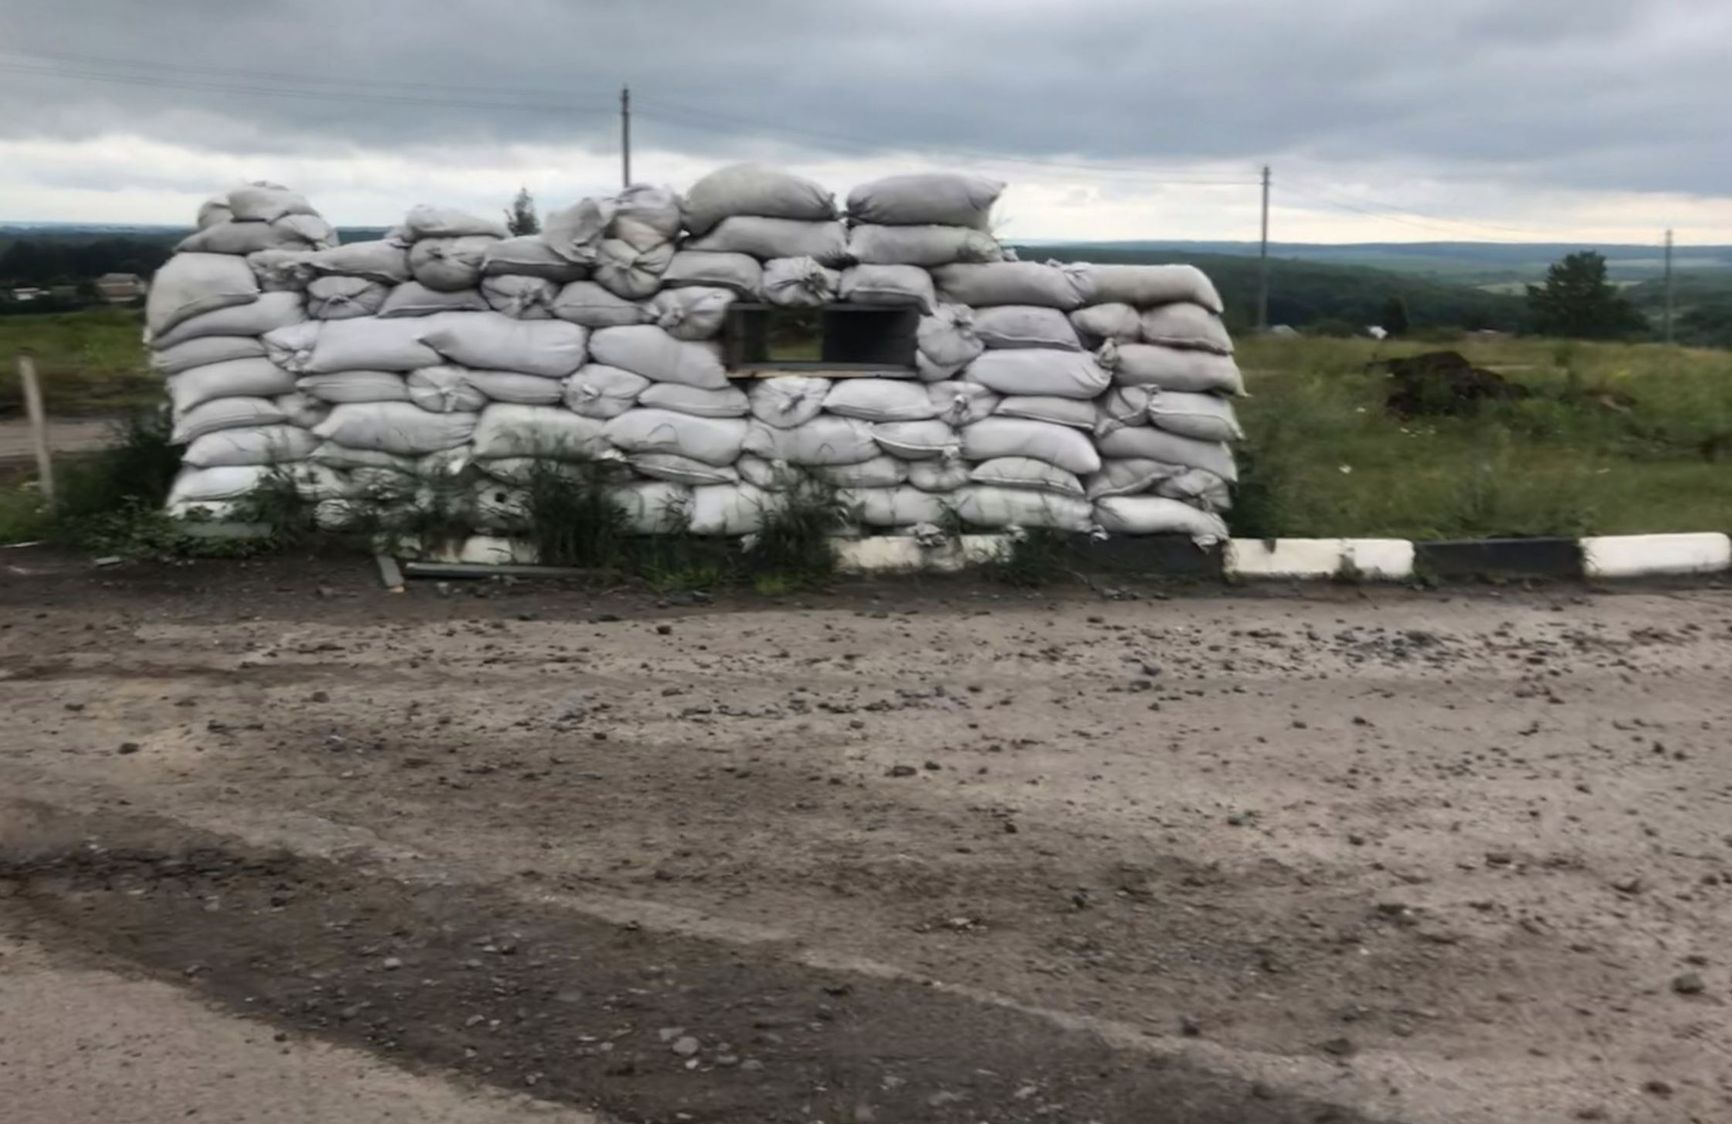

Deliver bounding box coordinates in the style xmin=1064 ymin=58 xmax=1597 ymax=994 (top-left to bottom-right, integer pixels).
xmin=1256 ymin=164 xmax=1271 ymax=333
xmin=16 ymin=351 xmax=54 ymax=508
xmin=1662 ymin=228 xmax=1674 ymax=345
xmin=620 ymin=85 xmax=632 ymax=188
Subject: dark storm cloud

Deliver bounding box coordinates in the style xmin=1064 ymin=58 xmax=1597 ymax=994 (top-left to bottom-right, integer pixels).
xmin=0 ymin=0 xmax=1727 ymax=195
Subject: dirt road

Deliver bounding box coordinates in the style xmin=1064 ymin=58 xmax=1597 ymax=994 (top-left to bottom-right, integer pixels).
xmin=2 ymin=549 xmax=1728 ymax=1122
xmin=0 ymin=416 xmax=119 ymax=466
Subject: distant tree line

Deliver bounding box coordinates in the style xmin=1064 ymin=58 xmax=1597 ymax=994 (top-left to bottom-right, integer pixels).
xmin=0 ymin=235 xmax=176 ymax=288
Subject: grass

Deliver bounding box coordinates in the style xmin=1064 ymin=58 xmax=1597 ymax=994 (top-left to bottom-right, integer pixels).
xmin=0 ymin=307 xmax=156 ymax=416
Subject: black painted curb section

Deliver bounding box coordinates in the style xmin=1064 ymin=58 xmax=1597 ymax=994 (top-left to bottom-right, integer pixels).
xmin=1413 ymin=537 xmax=1584 ymax=580
xmin=1062 ymin=533 xmax=1225 ymax=578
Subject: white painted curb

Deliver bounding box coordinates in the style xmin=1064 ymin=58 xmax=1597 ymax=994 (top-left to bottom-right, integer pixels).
xmin=1582 ymin=533 xmax=1731 ymax=578
xmin=1224 ymin=538 xmax=1414 ymax=580
xmin=833 ymin=534 xmax=1009 ymax=575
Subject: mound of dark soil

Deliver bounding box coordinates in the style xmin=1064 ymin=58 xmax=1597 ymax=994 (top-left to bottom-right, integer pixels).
xmin=1377 ymin=351 xmax=1530 ymax=418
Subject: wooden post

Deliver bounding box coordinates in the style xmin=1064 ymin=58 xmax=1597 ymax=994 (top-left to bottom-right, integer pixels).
xmin=16 ymin=350 xmax=55 ymax=508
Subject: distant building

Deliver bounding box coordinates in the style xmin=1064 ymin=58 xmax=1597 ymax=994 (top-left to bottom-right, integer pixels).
xmin=9 ymin=286 xmax=49 ymax=302
xmin=94 ymin=273 xmax=148 ymax=302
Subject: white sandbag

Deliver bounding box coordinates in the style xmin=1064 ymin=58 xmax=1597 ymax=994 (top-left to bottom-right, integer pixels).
xmin=638 ymin=382 xmax=749 ymax=418
xmin=471 ymin=403 xmax=611 ymax=461
xmin=846 ymin=173 xmax=1003 ymax=229
xmin=964 ymin=348 xmax=1109 ymax=399
xmin=172 ymin=396 xmax=288 ymax=444
xmin=407 ymin=366 xmax=488 ymax=414
xmin=932 ymin=262 xmax=1093 ymax=310
xmin=301 ymin=241 xmax=412 ymax=284
xmin=146 ymin=253 xmax=259 ymax=335
xmin=481 ymin=274 xmax=558 ymax=319
xmin=871 ymin=419 xmax=959 ymax=460
xmin=735 ymin=454 xmax=803 ymax=491
xmin=682 ymin=164 xmax=837 ymax=235
xmin=459 ymin=369 xmax=565 ymax=405
xmin=307 ymin=275 xmax=388 ymax=320
xmin=286 ymin=462 xmax=352 ymax=501
xmin=907 ymin=458 xmax=971 ymax=492
xmin=1147 ymin=390 xmax=1243 ymax=442
xmin=274 ymin=390 xmax=330 ymax=429
xmin=743 ymin=416 xmax=878 ymax=466
xmin=1098 ymin=341 xmax=1245 ymax=394
xmin=150 ymin=335 xmax=266 ymax=376
xmin=472 ymin=481 xmax=530 ymax=532
xmin=686 ymin=216 xmax=849 ymax=265
xmin=177 ymin=218 xmax=331 ymax=255
xmin=1085 ymin=458 xmax=1185 ymax=500
xmin=761 ymin=257 xmax=840 ymax=308
xmin=968 ymin=456 xmax=1085 ymax=497
xmin=295 ymin=370 xmax=410 ymax=404
xmin=661 ymin=251 xmax=762 ymax=298
xmin=182 ymin=425 xmax=318 ymax=468
xmin=846 ymin=224 xmax=1002 ymax=266
xmin=613 ymin=184 xmax=683 ymax=241
xmin=588 ymin=325 xmax=726 ymax=389
xmin=1139 ymin=302 xmax=1234 ymax=354
xmin=839 ymin=485 xmax=952 ymax=528
xmin=1084 ymin=264 xmax=1223 ymax=314
xmin=419 ymin=313 xmax=588 ymax=378
xmin=1155 ymin=468 xmax=1233 ymax=512
xmin=915 ymin=304 xmax=983 ymax=374
xmin=971 ymin=305 xmax=1082 ymax=351
xmin=1094 ymin=496 xmax=1228 ymax=540
xmin=311 ymin=402 xmax=477 ymax=456
xmin=402 ymin=204 xmax=508 ymax=241
xmin=1069 ymin=302 xmax=1145 ymax=344
xmin=648 ymin=286 xmax=734 ymax=341
xmin=482 ymin=236 xmax=590 ymax=281
xmin=287 ymin=316 xmax=439 ymax=373
xmin=603 ymin=409 xmax=749 ymax=467
xmin=925 ymin=381 xmax=1000 ymax=425
xmin=960 ymin=417 xmax=1101 ymax=475
xmin=240 ymin=254 xmax=311 ymax=297
xmin=631 ymin=453 xmax=740 ymax=487
xmin=409 ymin=236 xmax=497 ymax=291
xmin=167 ymin=358 xmax=296 ymax=413
xmin=610 ymin=479 xmax=693 ymax=533
xmin=688 ymin=482 xmax=787 ymax=536
xmin=227 ymin=183 xmax=316 ymax=223
xmin=378 ymin=282 xmax=491 ymax=318
xmin=822 ymin=379 xmax=938 ymax=422
xmin=563 ymin=364 xmax=650 ymax=418
xmin=551 ymin=281 xmax=650 ymax=328
xmin=167 ymin=464 xmax=271 ymax=506
xmin=593 ymin=238 xmax=674 ymax=299
xmin=1093 ymin=386 xmax=1156 ymax=436
xmin=814 ymin=455 xmax=908 ymax=488
xmin=153 ymin=291 xmax=305 ymax=349
xmin=540 ymin=197 xmax=614 ymax=264
xmin=914 ymin=353 xmax=955 ymax=382
xmin=748 ymin=377 xmax=829 ymax=429
xmin=839 ymin=264 xmax=935 ymax=311
xmin=310 ymin=443 xmax=466 ymax=476
xmin=1095 ymin=425 xmax=1238 ymax=482
xmin=993 ymin=395 xmax=1096 ymax=429
xmin=196 ymin=192 xmax=232 ymax=229
xmin=954 ymin=486 xmax=1092 ymax=531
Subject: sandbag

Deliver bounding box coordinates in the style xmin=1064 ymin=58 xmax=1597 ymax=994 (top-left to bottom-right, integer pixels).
xmin=648 ymin=286 xmax=734 ymax=341
xmin=960 ymin=417 xmax=1101 ymax=475
xmin=146 ymin=253 xmax=259 ymax=335
xmin=1098 ymin=341 xmax=1245 ymax=395
xmin=688 ymin=482 xmax=787 ymax=536
xmin=839 ymin=264 xmax=935 ymax=311
xmin=378 ymin=281 xmax=492 ymax=318
xmin=1147 ymin=391 xmax=1243 ymax=442
xmin=682 ymin=164 xmax=836 ymax=235
xmin=406 ymin=366 xmax=488 ymax=414
xmin=915 ymin=305 xmax=983 ymax=371
xmin=871 ymin=419 xmax=959 ymax=461
xmin=822 ymin=379 xmax=938 ymax=422
xmin=612 ymin=184 xmax=683 ymax=241
xmin=914 ymin=353 xmax=955 ymax=382
xmin=471 ymin=481 xmax=530 ymax=532
xmin=661 ymin=251 xmax=762 ymax=299
xmin=964 ymin=348 xmax=1109 ymax=399
xmin=196 ymin=192 xmax=232 ymax=230
xmin=153 ymin=291 xmax=305 ymax=349
xmin=846 ymin=173 xmax=1003 ymax=229
xmin=1093 ymin=496 xmax=1228 ymax=540
xmin=459 ymin=369 xmax=565 ymax=405
xmin=301 ymin=240 xmax=413 ymax=284
xmin=1095 ymin=425 xmax=1237 ymax=481
xmin=932 ymin=261 xmax=1093 ymax=310
xmin=247 ymin=249 xmax=314 ymax=291
xmin=631 ymin=453 xmax=740 ymax=487
xmin=993 ymin=395 xmax=1096 ymax=429
xmin=735 ymin=454 xmax=803 ymax=491
xmin=1084 ymin=264 xmax=1223 ymax=313
xmin=1085 ymin=458 xmax=1185 ymax=500
xmin=274 ymin=390 xmax=330 ymax=429
xmin=295 ymin=370 xmax=410 ymax=404
xmin=182 ymin=425 xmax=318 ymax=468
xmin=610 ymin=479 xmax=693 ymax=533
xmin=481 ymin=274 xmax=558 ymax=319
xmin=589 ymin=325 xmax=726 ymax=389
xmin=839 ymin=485 xmax=951 ymax=528
xmin=743 ymin=416 xmax=878 ymax=466
xmin=150 ymin=335 xmax=266 ymax=376
xmin=925 ymin=381 xmax=1000 ymax=425
xmin=686 ymin=216 xmax=848 ymax=266
xmin=846 ymin=224 xmax=1002 ymax=266
xmin=969 ymin=456 xmax=1085 ymax=497
xmin=540 ymin=197 xmax=614 ymax=264
xmin=471 ymin=403 xmax=611 ymax=461
xmin=593 ymin=238 xmax=674 ymax=299
xmin=402 ymin=204 xmax=508 ymax=241
xmin=638 ymin=382 xmax=750 ymax=418
xmin=761 ymin=257 xmax=840 ymax=307
xmin=1093 ymin=386 xmax=1156 ymax=436
xmin=1069 ymin=302 xmax=1142 ymax=344
xmin=1139 ymin=302 xmax=1234 ymax=354
xmin=167 ymin=358 xmax=296 ymax=413
xmin=563 ymin=364 xmax=650 ymax=419
xmin=907 ymin=458 xmax=971 ymax=492
xmin=172 ymin=396 xmax=288 ymax=444
xmin=482 ymin=236 xmax=590 ymax=281
xmin=551 ymin=281 xmax=650 ymax=329
xmin=814 ymin=455 xmax=909 ymax=489
xmin=748 ymin=377 xmax=829 ymax=429
xmin=604 ymin=409 xmax=749 ymax=467
xmin=307 ymin=275 xmax=388 ymax=320
xmin=227 ymin=183 xmax=316 ymax=224
xmin=309 ymin=443 xmax=467 ymax=476
xmin=178 ymin=217 xmax=332 ymax=255
xmin=971 ymin=305 xmax=1081 ymax=350
xmin=1156 ymin=468 xmax=1232 ymax=512
xmin=954 ymin=486 xmax=1092 ymax=532
xmin=419 ymin=313 xmax=588 ymax=378
xmin=167 ymin=464 xmax=272 ymax=506
xmin=409 ymin=236 xmax=497 ymax=291
xmin=284 ymin=316 xmax=437 ymax=373
xmin=311 ymin=401 xmax=478 ymax=456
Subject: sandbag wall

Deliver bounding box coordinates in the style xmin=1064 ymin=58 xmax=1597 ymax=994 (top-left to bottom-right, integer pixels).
xmin=147 ymin=167 xmax=1243 ymax=542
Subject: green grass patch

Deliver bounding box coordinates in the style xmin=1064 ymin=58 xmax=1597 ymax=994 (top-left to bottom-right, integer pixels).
xmin=0 ymin=307 xmax=156 ymax=416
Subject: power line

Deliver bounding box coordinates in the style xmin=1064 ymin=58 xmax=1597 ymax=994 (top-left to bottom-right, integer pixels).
xmin=1279 ymin=180 xmax=1545 ymax=239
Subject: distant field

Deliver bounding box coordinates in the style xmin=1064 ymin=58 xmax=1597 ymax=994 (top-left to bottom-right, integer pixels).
xmin=0 ymin=306 xmax=154 ymax=416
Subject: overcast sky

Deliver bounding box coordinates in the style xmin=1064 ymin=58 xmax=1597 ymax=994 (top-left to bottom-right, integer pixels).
xmin=2 ymin=0 xmax=1729 ymax=243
